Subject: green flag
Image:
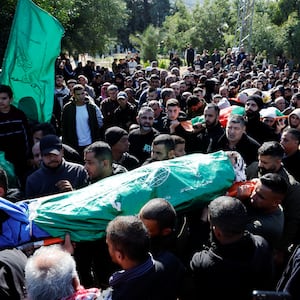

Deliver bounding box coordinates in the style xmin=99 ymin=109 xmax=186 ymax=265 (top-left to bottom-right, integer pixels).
xmin=0 ymin=0 xmax=64 ymax=123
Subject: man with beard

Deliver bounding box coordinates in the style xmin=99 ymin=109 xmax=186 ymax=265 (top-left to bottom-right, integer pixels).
xmin=244 ymin=94 xmax=279 ymax=144
xmin=128 ymin=106 xmax=160 ymax=164
xmin=83 ymin=141 xmax=127 ymax=184
xmin=75 ymin=141 xmax=127 ymax=290
xmin=25 ymin=135 xmax=88 ymax=199
xmin=246 ymin=141 xmax=300 ymax=279
xmin=243 ymin=173 xmax=287 ymax=249
xmin=192 ymin=103 xmax=225 ymax=153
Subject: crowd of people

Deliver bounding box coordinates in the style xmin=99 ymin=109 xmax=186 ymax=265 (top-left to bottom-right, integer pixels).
xmin=1 ymin=46 xmax=300 ymax=299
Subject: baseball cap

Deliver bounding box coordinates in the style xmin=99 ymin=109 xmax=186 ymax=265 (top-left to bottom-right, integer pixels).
xmin=107 ymin=84 xmax=118 ymax=91
xmin=117 ymin=91 xmax=128 ymax=100
xmin=40 ymin=134 xmax=62 ymax=155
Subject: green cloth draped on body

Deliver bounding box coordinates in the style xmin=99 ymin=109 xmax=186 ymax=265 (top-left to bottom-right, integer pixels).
xmin=31 ymin=151 xmax=235 ymax=241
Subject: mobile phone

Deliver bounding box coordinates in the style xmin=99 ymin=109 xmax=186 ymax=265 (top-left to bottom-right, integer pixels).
xmin=252 ymin=290 xmax=291 ymax=300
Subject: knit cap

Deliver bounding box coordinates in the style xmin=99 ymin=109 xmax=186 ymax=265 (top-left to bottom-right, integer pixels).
xmin=105 ymin=126 xmax=128 ymax=146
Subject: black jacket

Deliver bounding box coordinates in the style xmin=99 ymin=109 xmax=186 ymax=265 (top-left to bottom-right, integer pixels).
xmin=213 ymin=132 xmax=261 ymax=166
xmin=189 ymin=233 xmax=273 ymax=300
xmin=194 ymin=122 xmax=225 ymax=153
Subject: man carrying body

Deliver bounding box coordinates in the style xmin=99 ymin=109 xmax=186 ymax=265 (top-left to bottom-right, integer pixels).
xmin=84 ymin=141 xmax=127 ymax=184
xmin=105 ymin=215 xmax=175 ymax=300
xmin=105 ymin=126 xmax=140 ymax=170
xmin=213 ymin=114 xmax=261 ymax=166
xmin=25 ymin=135 xmax=88 ymax=199
xmin=246 ymin=141 xmax=300 ymax=279
xmin=193 ymin=103 xmax=225 ymax=153
xmin=75 ymin=141 xmax=127 ymax=288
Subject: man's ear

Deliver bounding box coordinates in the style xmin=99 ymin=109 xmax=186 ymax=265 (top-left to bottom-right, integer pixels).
xmin=115 ymin=249 xmax=125 ymax=263
xmin=168 ymin=149 xmax=175 ymax=159
xmin=0 ymin=187 xmax=5 ymax=198
xmin=102 ymin=159 xmax=110 ymax=168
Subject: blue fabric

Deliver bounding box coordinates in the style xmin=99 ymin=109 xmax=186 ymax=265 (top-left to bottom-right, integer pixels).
xmin=0 ymin=198 xmax=30 ymax=248
xmin=0 ymin=198 xmax=50 ymax=249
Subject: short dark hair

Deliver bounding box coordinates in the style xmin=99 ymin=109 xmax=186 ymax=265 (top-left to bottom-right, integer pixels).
xmin=205 ymin=103 xmax=220 ymax=115
xmin=73 ymin=84 xmax=85 ymax=92
xmin=186 ymin=95 xmax=201 ymax=108
xmin=152 ymin=134 xmax=175 ymax=152
xmin=32 ymin=122 xmax=56 ymax=136
xmin=258 ymin=141 xmax=284 ymax=159
xmin=140 ymin=198 xmax=177 ymax=231
xmin=227 ymin=114 xmax=246 ymax=127
xmin=150 ymin=74 xmax=160 ymax=81
xmin=260 ymin=173 xmax=288 ymax=195
xmin=208 ymin=196 xmax=247 ymax=235
xmin=166 ymin=98 xmax=180 ymax=108
xmin=161 ymin=88 xmax=174 ymax=100
xmin=171 ymin=135 xmax=185 ymax=146
xmin=106 ymin=215 xmax=150 ymax=262
xmin=0 ymin=85 xmax=13 ymax=99
xmin=84 ymin=141 xmax=112 ymax=163
xmin=282 ymin=127 xmax=300 ymax=143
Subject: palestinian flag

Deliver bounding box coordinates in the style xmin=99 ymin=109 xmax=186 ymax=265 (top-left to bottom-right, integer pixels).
xmin=190 ymin=105 xmax=245 ymax=128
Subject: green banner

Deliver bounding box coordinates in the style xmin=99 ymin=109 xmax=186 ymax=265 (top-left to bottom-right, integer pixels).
xmin=0 ymin=0 xmax=64 ymax=123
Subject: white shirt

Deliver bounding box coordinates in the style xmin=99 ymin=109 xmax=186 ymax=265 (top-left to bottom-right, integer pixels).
xmin=76 ymin=105 xmax=92 ymax=146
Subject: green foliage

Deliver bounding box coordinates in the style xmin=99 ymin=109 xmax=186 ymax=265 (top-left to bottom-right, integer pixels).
xmin=61 ymin=0 xmax=126 ymax=55
xmin=280 ymin=12 xmax=300 ymax=63
xmin=251 ymin=6 xmax=280 ymax=62
xmin=270 ymin=0 xmax=299 ymax=25
xmin=35 ymin=0 xmax=75 ymax=27
xmin=161 ymin=0 xmax=192 ymax=52
xmin=2 ymin=0 xmax=300 ymax=67
xmin=192 ymin=0 xmax=234 ymax=52
xmin=0 ymin=0 xmax=16 ymax=64
xmin=158 ymin=58 xmax=170 ymax=70
xmin=118 ymin=0 xmax=171 ymax=48
xmin=0 ymin=0 xmax=126 ymax=62
xmin=129 ymin=25 xmax=160 ymax=63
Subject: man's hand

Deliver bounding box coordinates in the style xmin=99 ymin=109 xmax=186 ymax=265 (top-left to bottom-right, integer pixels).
xmin=169 ymin=120 xmax=180 ymax=133
xmin=62 ymin=233 xmax=75 ymax=255
xmin=56 ymin=180 xmax=73 ymax=192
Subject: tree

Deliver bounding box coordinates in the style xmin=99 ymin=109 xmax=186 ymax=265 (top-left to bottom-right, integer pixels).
xmin=62 ymin=0 xmax=126 ymax=55
xmin=270 ymin=0 xmax=300 ymax=26
xmin=191 ymin=0 xmax=234 ymax=53
xmin=251 ymin=1 xmax=280 ymax=63
xmin=129 ymin=25 xmax=160 ymax=63
xmin=0 ymin=0 xmax=16 ymax=64
xmin=118 ymin=0 xmax=170 ymax=48
xmin=161 ymin=0 xmax=192 ymax=53
xmin=160 ymin=0 xmax=234 ymax=56
xmin=0 ymin=0 xmax=126 ymax=64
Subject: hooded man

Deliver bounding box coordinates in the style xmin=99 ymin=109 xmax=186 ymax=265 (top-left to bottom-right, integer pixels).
xmin=288 ymin=108 xmax=300 ymax=131
xmin=245 ymin=94 xmax=279 ymax=144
